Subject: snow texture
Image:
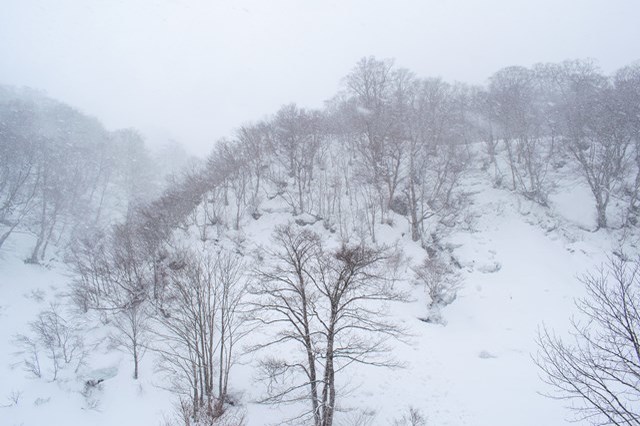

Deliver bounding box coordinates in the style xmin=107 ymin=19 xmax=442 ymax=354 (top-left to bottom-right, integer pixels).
xmin=2 ymin=165 xmax=634 ymax=426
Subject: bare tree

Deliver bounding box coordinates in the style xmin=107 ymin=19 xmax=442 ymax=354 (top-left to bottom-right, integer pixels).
xmin=250 ymin=225 xmax=323 ymax=423
xmin=214 ymin=251 xmax=249 ymax=411
xmin=554 ymin=60 xmax=631 ymax=229
xmin=210 ymin=139 xmax=251 ymax=230
xmin=152 ymin=246 xmax=247 ymax=423
xmin=236 ymin=122 xmax=270 ymax=213
xmin=311 ymin=241 xmax=406 ymax=426
xmin=469 ymin=87 xmax=503 ymax=185
xmin=612 ymin=63 xmax=640 ymax=226
xmin=250 ymin=224 xmax=406 ymax=426
xmin=404 ymin=78 xmax=470 ymax=243
xmin=488 ymin=65 xmax=555 ymax=205
xmin=70 ymin=222 xmax=151 ymax=379
xmin=0 ymin=100 xmax=41 ymax=249
xmin=267 ymin=104 xmax=325 ymax=215
xmin=153 ymin=248 xmax=221 ymax=420
xmin=343 ymin=56 xmax=399 ymax=223
xmin=109 ymin=299 xmax=150 ymax=380
xmin=536 ymin=256 xmax=640 ymax=425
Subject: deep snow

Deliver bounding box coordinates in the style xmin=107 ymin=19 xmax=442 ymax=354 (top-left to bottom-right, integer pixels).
xmin=1 ymin=168 xmax=636 ymax=426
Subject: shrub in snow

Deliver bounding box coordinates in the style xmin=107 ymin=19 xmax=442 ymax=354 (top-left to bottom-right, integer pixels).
xmin=413 ymin=256 xmax=461 ymax=309
xmin=478 ymin=350 xmax=497 ymax=359
xmin=389 ymin=195 xmax=409 ymax=216
xmin=0 ymin=390 xmax=23 ymax=408
xmin=33 ymin=397 xmax=51 ymax=406
xmin=392 ymin=407 xmax=427 ymax=426
xmin=477 ymin=261 xmax=501 ymax=274
xmin=81 ymin=378 xmax=104 ymax=410
xmin=170 ymin=397 xmax=246 ymax=426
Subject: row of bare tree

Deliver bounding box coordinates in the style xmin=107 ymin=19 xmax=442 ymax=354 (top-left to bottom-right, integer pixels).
xmin=482 ymin=60 xmax=640 ymax=228
xmin=67 ymin=210 xmax=408 ymax=426
xmin=69 ymin=215 xmax=248 ymax=422
xmin=4 ymin=58 xmax=638 ymax=267
xmin=194 ymin=58 xmax=640 ymax=256
xmin=200 ymin=58 xmax=471 ymax=247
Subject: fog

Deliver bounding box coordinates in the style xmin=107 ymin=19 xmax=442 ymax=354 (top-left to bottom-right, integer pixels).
xmin=4 ymin=3 xmax=640 ymax=425
xmin=1 ymin=0 xmax=639 ymax=156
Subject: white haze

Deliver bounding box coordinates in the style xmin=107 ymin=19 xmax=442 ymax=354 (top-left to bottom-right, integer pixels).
xmin=1 ymin=0 xmax=639 ymax=156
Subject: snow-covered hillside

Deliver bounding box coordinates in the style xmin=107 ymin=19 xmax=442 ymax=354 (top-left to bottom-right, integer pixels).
xmin=1 ymin=164 xmax=634 ymax=426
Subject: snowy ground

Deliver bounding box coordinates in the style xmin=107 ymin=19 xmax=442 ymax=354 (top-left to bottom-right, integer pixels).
xmin=1 ymin=168 xmax=636 ymax=426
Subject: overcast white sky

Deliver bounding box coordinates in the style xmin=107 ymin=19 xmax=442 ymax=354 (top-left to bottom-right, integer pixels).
xmin=1 ymin=0 xmax=639 ymax=156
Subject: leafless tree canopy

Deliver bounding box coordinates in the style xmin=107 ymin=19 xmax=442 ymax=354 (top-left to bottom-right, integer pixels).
xmin=152 ymin=246 xmax=248 ymax=423
xmin=250 ymin=224 xmax=406 ymax=426
xmin=536 ymin=256 xmax=640 ymax=425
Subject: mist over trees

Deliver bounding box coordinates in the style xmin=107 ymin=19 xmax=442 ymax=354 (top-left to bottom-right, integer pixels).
xmin=3 ymin=56 xmax=640 ymax=425
xmin=482 ymin=60 xmax=640 ymax=229
xmin=0 ymin=86 xmax=192 ymax=263
xmin=3 ymin=58 xmax=640 ymax=262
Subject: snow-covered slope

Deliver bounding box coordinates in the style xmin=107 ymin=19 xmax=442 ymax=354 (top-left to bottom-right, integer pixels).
xmin=1 ymin=168 xmax=636 ymax=426
xmin=0 ymin=234 xmax=175 ymax=426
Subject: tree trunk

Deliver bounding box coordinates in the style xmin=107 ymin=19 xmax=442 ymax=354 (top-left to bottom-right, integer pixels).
xmin=218 ymin=306 xmax=226 ymax=402
xmin=133 ymin=344 xmax=139 ymax=380
xmin=29 ymin=226 xmax=46 ymax=264
xmin=298 ymin=168 xmax=305 ymax=214
xmin=408 ymin=173 xmax=421 ymax=242
xmin=298 ymin=271 xmax=321 ymax=426
xmin=505 ymin=139 xmax=517 ymax=191
xmin=0 ymin=224 xmax=18 ymax=250
xmin=321 ymin=313 xmax=336 ymax=426
xmin=596 ymin=201 xmax=608 ymax=229
xmin=594 ymin=190 xmax=608 ymax=229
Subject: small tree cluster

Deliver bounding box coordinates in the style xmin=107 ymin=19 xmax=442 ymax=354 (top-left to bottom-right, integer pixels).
xmin=70 ymin=221 xmax=152 ymax=380
xmin=153 ymin=247 xmax=248 ymax=423
xmin=413 ymin=255 xmax=461 ymax=323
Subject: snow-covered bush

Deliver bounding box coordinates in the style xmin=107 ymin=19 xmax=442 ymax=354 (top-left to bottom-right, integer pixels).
xmin=413 ymin=256 xmax=461 ymax=309
xmin=392 ymin=407 xmax=427 ymax=426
